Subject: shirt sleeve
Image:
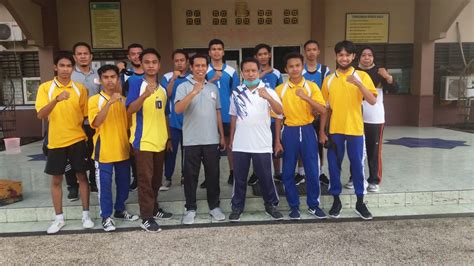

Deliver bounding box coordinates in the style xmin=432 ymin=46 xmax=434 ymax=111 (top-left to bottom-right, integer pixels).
xmin=267 ymin=89 xmax=284 ymax=119
xmin=229 ymin=93 xmax=236 ymax=116
xmin=35 ymin=82 xmax=49 ymax=113
xmin=321 ymin=77 xmax=329 ymax=104
xmin=88 ymin=96 xmax=100 ymax=129
xmin=276 ymin=73 xmax=284 ymax=87
xmin=215 ymin=87 xmax=221 ymax=109
xmin=79 ymin=85 xmax=88 ymax=117
xmin=362 ymin=72 xmax=378 ymax=97
xmin=125 ymin=79 xmax=140 ymax=108
xmin=160 ymin=75 xmax=169 ymax=89
xmin=174 ymin=82 xmax=187 ymax=104
xmin=325 ymin=67 xmax=331 ymax=77
xmin=232 ymin=71 xmax=240 ymax=90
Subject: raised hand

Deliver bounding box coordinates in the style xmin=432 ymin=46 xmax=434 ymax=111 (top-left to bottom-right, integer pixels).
xmin=258 ymin=87 xmax=271 ymax=100
xmin=191 ymin=81 xmax=204 ymax=95
xmin=109 ymin=92 xmax=122 ymax=104
xmin=56 ymin=90 xmax=70 ymax=102
xmin=346 ymin=75 xmax=361 ymax=86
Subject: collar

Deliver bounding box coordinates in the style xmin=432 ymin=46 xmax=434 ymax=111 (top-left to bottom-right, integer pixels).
xmin=53 ymin=77 xmax=73 ymax=88
xmin=210 ymin=63 xmax=225 ymax=71
xmin=335 ymin=66 xmax=356 ymax=78
xmin=187 ymin=75 xmax=208 ymax=85
xmin=238 ymin=80 xmax=266 ymax=93
xmin=358 ymin=63 xmax=375 ymax=71
xmin=74 ymin=66 xmax=94 ymax=75
xmin=288 ymin=77 xmax=307 ymax=88
xmin=305 ymin=63 xmax=320 ymax=73
xmin=99 ymin=91 xmax=111 ymax=101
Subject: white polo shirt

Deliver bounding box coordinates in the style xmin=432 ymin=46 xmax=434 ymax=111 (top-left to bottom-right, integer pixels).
xmin=229 ymin=81 xmax=282 ymax=153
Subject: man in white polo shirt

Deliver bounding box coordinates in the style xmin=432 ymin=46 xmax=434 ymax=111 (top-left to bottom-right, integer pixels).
xmin=228 ymin=57 xmax=284 ymax=222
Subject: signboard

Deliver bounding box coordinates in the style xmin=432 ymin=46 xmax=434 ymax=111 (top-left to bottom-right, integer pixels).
xmin=346 ymin=13 xmax=389 ymax=43
xmin=90 ymin=1 xmax=123 ymax=49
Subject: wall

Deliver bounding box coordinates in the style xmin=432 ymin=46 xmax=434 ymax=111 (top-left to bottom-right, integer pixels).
xmin=435 ymin=0 xmax=474 ymax=43
xmin=171 ymin=0 xmax=311 ymax=49
xmin=0 ymin=3 xmax=14 ymax=21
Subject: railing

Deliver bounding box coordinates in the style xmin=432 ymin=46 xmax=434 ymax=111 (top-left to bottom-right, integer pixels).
xmin=0 ymin=78 xmax=17 ymax=139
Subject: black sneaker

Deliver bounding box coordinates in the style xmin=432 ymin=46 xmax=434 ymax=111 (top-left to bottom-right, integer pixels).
xmin=153 ymin=208 xmax=173 ymax=220
xmin=129 ymin=177 xmax=137 ymax=192
xmin=229 ymin=209 xmax=241 ymax=222
xmin=295 ymin=174 xmax=305 ymax=185
xmin=247 ymin=173 xmax=258 ymax=186
xmin=227 ymin=172 xmax=234 ymax=185
xmin=90 ymin=183 xmax=98 ymax=193
xmin=319 ymin=173 xmax=330 ymax=186
xmin=355 ymin=202 xmax=373 ymax=220
xmin=140 ymin=218 xmax=162 ymax=232
xmin=199 ymin=180 xmax=206 ymax=189
xmin=67 ymin=186 xmax=79 ymax=202
xmin=114 ymin=210 xmax=139 ymax=221
xmin=308 ymin=206 xmax=328 ymax=219
xmin=102 ymin=217 xmax=116 ymax=232
xmin=273 ymin=173 xmax=282 ymax=183
xmin=265 ymin=206 xmax=284 ymax=220
xmin=180 ymin=176 xmax=184 ymax=186
xmin=329 ymin=199 xmax=342 ymax=218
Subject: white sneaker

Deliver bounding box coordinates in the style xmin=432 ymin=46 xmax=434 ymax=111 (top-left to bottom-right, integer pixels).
xmin=182 ymin=210 xmax=196 ymax=225
xmin=159 ymin=180 xmax=172 ymax=191
xmin=47 ymin=220 xmax=65 ymax=234
xmin=367 ymin=183 xmax=380 ymax=192
xmin=82 ymin=216 xmax=95 ymax=229
xmin=209 ymin=207 xmax=226 ymax=221
xmin=344 ymin=180 xmax=354 ymax=189
xmin=102 ymin=217 xmax=116 ymax=232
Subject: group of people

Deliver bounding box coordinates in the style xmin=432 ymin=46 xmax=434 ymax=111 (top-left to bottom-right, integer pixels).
xmin=35 ymin=38 xmax=397 ymax=234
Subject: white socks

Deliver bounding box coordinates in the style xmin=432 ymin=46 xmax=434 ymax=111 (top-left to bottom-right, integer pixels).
xmin=55 ymin=213 xmax=64 ymax=221
xmin=298 ymin=167 xmax=305 ymax=175
xmin=82 ymin=210 xmax=90 ymax=220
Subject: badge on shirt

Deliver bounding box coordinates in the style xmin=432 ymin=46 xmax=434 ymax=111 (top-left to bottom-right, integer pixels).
xmin=211 ymin=91 xmax=217 ymax=100
xmin=156 ymin=99 xmax=162 ymax=109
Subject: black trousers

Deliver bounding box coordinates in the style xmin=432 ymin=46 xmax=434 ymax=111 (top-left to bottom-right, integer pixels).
xmin=65 ymin=124 xmax=96 ymax=190
xmin=364 ymin=123 xmax=384 ymax=185
xmin=183 ymin=144 xmax=220 ymax=211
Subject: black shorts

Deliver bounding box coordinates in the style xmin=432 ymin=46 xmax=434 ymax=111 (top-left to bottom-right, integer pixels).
xmin=223 ymin=123 xmax=231 ymax=137
xmin=45 ymin=140 xmax=89 ymax=175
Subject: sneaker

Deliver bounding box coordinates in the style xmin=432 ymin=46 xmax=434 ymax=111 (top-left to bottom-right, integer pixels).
xmin=182 ymin=210 xmax=196 ymax=225
xmin=209 ymin=207 xmax=226 ymax=221
xmin=159 ymin=180 xmax=172 ymax=191
xmin=90 ymin=184 xmax=98 ymax=193
xmin=355 ymin=202 xmax=373 ymax=220
xmin=153 ymin=208 xmax=173 ymax=220
xmin=247 ymin=173 xmax=258 ymax=186
xmin=308 ymin=206 xmax=328 ymax=219
xmin=46 ymin=220 xmax=65 ymax=234
xmin=319 ymin=174 xmax=330 ymax=186
xmin=67 ymin=187 xmax=79 ymax=202
xmin=141 ymin=218 xmax=162 ymax=232
xmin=289 ymin=207 xmax=301 ymax=220
xmin=329 ymin=200 xmax=342 ymax=218
xmin=368 ymin=183 xmax=380 ymax=192
xmin=227 ymin=172 xmax=234 ymax=185
xmin=129 ymin=177 xmax=137 ymax=192
xmin=114 ymin=210 xmax=139 ymax=221
xmin=82 ymin=216 xmax=95 ymax=229
xmin=200 ymin=180 xmax=206 ymax=189
xmin=229 ymin=209 xmax=242 ymax=222
xmin=265 ymin=206 xmax=284 ymax=220
xmin=102 ymin=217 xmax=116 ymax=232
xmin=295 ymin=174 xmax=305 ymax=185
xmin=344 ymin=180 xmax=353 ymax=189
xmin=273 ymin=173 xmax=282 ymax=183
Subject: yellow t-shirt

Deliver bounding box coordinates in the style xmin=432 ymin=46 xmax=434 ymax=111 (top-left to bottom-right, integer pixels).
xmin=126 ymin=80 xmax=169 ymax=152
xmin=35 ymin=78 xmax=88 ymax=149
xmin=275 ymin=78 xmax=325 ymax=126
xmin=321 ymin=67 xmax=378 ymax=136
xmin=88 ymin=92 xmax=130 ymax=163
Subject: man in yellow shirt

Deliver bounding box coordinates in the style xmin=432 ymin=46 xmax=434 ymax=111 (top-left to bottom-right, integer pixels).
xmin=88 ymin=65 xmax=139 ymax=232
xmin=319 ymin=40 xmax=378 ymax=220
xmin=274 ymin=53 xmax=327 ymax=220
xmin=35 ymin=52 xmax=94 ymax=234
xmin=126 ymin=48 xmax=173 ymax=232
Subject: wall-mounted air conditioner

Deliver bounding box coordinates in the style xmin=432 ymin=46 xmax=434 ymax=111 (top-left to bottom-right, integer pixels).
xmin=440 ymin=75 xmax=474 ymax=101
xmin=0 ymin=22 xmax=24 ymax=41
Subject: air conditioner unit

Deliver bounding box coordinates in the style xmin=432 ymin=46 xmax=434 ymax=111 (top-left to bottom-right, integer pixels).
xmin=440 ymin=75 xmax=474 ymax=101
xmin=0 ymin=22 xmax=24 ymax=41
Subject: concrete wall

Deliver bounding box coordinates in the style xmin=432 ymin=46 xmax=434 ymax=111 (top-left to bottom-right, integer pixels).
xmin=435 ymin=0 xmax=474 ymax=43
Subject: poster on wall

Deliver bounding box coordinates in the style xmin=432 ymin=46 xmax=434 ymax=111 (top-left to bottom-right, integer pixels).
xmin=90 ymin=1 xmax=123 ymax=49
xmin=345 ymin=13 xmax=389 ymax=43
xmin=22 ymin=77 xmax=41 ymax=104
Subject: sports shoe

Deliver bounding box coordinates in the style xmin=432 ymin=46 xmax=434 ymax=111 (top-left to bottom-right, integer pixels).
xmin=141 ymin=218 xmax=162 ymax=232
xmin=209 ymin=207 xmax=226 ymax=221
xmin=344 ymin=180 xmax=354 ymax=189
xmin=289 ymin=207 xmax=301 ymax=220
xmin=114 ymin=210 xmax=139 ymax=221
xmin=229 ymin=209 xmax=242 ymax=222
xmin=227 ymin=172 xmax=234 ymax=185
xmin=200 ymin=180 xmax=206 ymax=189
xmin=182 ymin=210 xmax=196 ymax=225
xmin=102 ymin=217 xmax=116 ymax=232
xmin=46 ymin=219 xmax=65 ymax=234
xmin=329 ymin=199 xmax=342 ymax=218
xmin=319 ymin=174 xmax=330 ymax=186
xmin=90 ymin=184 xmax=98 ymax=193
xmin=265 ymin=205 xmax=284 ymax=220
xmin=273 ymin=173 xmax=282 ymax=183
xmin=129 ymin=177 xmax=137 ymax=192
xmin=159 ymin=180 xmax=172 ymax=191
xmin=355 ymin=202 xmax=373 ymax=220
xmin=153 ymin=208 xmax=173 ymax=220
xmin=308 ymin=206 xmax=328 ymax=219
xmin=368 ymin=183 xmax=380 ymax=192
xmin=67 ymin=187 xmax=79 ymax=202
xmin=295 ymin=174 xmax=305 ymax=185
xmin=82 ymin=216 xmax=95 ymax=229
xmin=247 ymin=173 xmax=258 ymax=186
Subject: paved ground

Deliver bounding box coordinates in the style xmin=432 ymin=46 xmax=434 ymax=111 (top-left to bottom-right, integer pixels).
xmin=1 ymin=217 xmax=473 ymax=264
